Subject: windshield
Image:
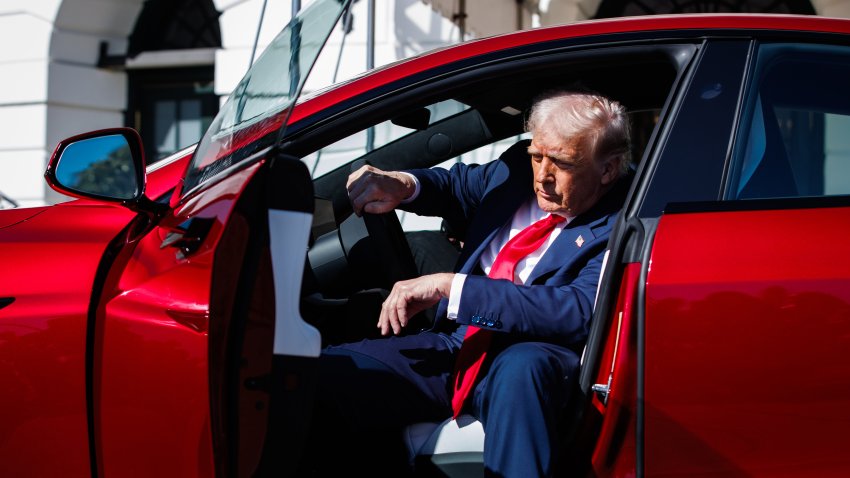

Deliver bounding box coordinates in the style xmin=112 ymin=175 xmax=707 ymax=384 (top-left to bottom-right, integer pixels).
xmin=182 ymin=0 xmax=350 ymax=195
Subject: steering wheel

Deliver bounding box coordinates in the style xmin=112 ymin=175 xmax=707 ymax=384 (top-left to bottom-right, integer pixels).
xmin=343 ymin=159 xmax=418 ymax=288
xmin=361 ymin=211 xmax=418 ymax=286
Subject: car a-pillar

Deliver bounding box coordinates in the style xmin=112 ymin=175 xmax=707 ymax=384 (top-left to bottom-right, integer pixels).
xmin=256 ymin=150 xmax=320 ymax=474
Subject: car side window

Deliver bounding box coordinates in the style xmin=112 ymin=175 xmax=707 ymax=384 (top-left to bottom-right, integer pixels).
xmin=638 ymin=41 xmax=750 ymax=217
xmin=728 ymin=43 xmax=850 ymax=200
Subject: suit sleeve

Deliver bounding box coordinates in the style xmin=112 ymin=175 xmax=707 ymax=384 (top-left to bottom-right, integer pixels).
xmin=454 ymin=238 xmax=607 ymax=347
xmin=400 ymin=160 xmax=492 ymax=227
xmin=399 ymin=140 xmax=530 ymax=224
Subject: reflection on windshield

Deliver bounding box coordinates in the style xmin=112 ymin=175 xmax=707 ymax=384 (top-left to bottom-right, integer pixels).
xmin=183 ymin=0 xmax=349 ymax=195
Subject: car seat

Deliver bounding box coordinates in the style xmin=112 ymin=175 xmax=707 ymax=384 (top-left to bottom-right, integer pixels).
xmin=404 ymin=413 xmax=485 ymax=477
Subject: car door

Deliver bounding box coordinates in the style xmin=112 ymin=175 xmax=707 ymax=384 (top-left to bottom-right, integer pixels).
xmin=577 ymin=39 xmax=753 ymax=476
xmin=0 ymin=148 xmax=188 ymax=478
xmin=643 ymin=40 xmax=850 ymax=475
xmin=87 ymin=2 xmax=351 ymax=477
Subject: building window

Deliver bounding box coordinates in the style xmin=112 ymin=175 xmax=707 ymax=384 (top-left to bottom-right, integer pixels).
xmin=125 ymin=0 xmax=222 ymax=161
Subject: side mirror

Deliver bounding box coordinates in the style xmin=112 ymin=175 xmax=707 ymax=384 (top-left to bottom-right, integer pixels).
xmin=46 ymin=128 xmax=147 ymax=206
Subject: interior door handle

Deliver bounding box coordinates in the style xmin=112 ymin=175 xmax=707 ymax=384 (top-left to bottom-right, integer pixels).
xmin=160 ymin=217 xmax=215 ymax=255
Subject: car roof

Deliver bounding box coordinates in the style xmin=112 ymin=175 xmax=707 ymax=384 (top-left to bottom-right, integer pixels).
xmin=290 ymin=13 xmax=850 ymax=125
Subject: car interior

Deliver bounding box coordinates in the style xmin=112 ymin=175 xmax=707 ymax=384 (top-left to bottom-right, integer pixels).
xmin=222 ymin=43 xmax=691 ymax=476
xmin=293 ymin=46 xmax=681 ymax=349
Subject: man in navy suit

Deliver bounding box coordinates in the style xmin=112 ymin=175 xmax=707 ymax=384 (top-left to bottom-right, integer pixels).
xmin=309 ymin=90 xmax=632 ymax=477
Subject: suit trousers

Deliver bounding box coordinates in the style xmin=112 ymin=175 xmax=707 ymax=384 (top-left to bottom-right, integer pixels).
xmin=304 ymin=328 xmax=580 ymax=478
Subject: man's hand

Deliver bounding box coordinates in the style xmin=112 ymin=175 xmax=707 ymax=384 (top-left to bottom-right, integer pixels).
xmin=378 ymin=273 xmax=454 ymax=336
xmin=347 ymin=165 xmax=416 ymax=216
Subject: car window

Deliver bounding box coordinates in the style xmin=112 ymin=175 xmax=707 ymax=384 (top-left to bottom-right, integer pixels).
xmin=182 ymin=0 xmax=350 ymax=196
xmin=638 ymin=41 xmax=750 ymax=217
xmin=729 ymin=43 xmax=850 ymax=200
xmin=311 ymin=103 xmax=660 ymax=232
xmin=304 ymin=43 xmax=691 ymax=228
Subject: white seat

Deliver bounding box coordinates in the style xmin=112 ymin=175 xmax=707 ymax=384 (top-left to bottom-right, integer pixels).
xmin=404 ymin=414 xmax=485 ymax=477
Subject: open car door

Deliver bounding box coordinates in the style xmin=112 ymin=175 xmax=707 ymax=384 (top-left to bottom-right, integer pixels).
xmin=82 ymin=1 xmax=352 ymax=476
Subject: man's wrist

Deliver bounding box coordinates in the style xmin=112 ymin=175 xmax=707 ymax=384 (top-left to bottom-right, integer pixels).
xmin=398 ymin=172 xmax=421 ymax=203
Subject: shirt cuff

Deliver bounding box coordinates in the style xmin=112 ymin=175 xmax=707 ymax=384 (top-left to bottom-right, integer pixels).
xmin=398 ymin=172 xmax=421 ymax=204
xmin=446 ymin=273 xmax=467 ymax=320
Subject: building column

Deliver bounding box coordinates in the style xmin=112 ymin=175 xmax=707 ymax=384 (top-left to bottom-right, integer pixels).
xmin=0 ymin=0 xmax=142 ymax=207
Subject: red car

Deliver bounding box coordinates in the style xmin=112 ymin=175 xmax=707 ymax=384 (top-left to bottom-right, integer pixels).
xmin=2 ymin=2 xmax=850 ymax=476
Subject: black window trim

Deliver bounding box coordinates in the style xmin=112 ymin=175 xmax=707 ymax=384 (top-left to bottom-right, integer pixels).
xmin=664 ymin=194 xmax=850 ymax=214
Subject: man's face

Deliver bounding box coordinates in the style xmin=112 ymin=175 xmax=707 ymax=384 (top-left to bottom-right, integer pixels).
xmin=528 ymin=129 xmax=617 ymax=217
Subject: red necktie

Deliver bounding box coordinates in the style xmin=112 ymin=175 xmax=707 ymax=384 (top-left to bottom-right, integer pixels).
xmin=450 ymin=213 xmax=566 ymax=418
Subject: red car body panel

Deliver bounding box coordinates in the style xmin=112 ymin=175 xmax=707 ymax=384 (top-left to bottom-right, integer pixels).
xmin=2 ymin=11 xmax=850 ymax=477
xmin=645 ymin=206 xmax=850 ymax=476
xmin=0 ymin=206 xmax=46 ymax=230
xmin=0 ymin=152 xmax=191 ymax=477
xmin=0 ymin=203 xmax=132 ymax=477
xmin=94 ymin=161 xmax=263 ymax=477
xmin=591 ymin=262 xmax=642 ymax=478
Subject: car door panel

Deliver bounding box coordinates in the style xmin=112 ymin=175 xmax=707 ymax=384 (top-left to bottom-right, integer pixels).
xmin=644 ymin=204 xmax=850 ymax=476
xmin=0 ymin=204 xmax=133 ymax=478
xmin=94 ymin=162 xmax=265 ymax=477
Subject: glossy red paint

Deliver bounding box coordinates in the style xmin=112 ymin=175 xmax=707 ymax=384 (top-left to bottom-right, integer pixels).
xmin=0 ymin=137 xmax=192 ymax=477
xmin=93 ymin=161 xmax=264 ymax=477
xmin=147 ymin=149 xmax=194 ymax=201
xmin=645 ymin=206 xmax=850 ymax=476
xmin=591 ymin=262 xmax=641 ymax=478
xmin=0 ymin=206 xmax=46 ymax=230
xmin=0 ymin=203 xmax=133 ymax=478
xmin=5 ymin=11 xmax=850 ymax=476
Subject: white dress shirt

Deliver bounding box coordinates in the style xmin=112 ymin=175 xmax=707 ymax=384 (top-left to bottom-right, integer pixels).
xmin=446 ymin=197 xmax=570 ymax=319
xmin=398 ymin=172 xmax=571 ymax=320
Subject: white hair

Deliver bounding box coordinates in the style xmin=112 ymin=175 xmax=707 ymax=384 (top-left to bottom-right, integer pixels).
xmin=525 ymin=90 xmax=631 ymax=175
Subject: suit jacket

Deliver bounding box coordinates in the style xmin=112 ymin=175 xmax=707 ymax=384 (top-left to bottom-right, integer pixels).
xmin=402 ymin=140 xmax=624 ymax=349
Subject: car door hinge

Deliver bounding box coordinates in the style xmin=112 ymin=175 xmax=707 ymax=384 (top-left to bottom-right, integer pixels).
xmin=592 ymin=311 xmax=624 ymax=406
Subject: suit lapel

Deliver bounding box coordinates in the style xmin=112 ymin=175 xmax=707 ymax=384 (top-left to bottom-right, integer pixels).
xmin=527 ymin=223 xmax=593 ymax=283
xmin=458 ymin=155 xmax=532 ymax=272
xmin=527 ymin=212 xmax=615 ymax=283
xmin=458 ymin=189 xmax=527 ymax=272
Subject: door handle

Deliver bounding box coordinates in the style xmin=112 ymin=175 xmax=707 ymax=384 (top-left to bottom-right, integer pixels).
xmin=165 ymin=308 xmax=209 ymax=333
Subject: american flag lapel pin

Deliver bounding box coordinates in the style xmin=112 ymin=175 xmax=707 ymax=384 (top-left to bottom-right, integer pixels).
xmin=575 ymin=235 xmax=585 ymax=248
